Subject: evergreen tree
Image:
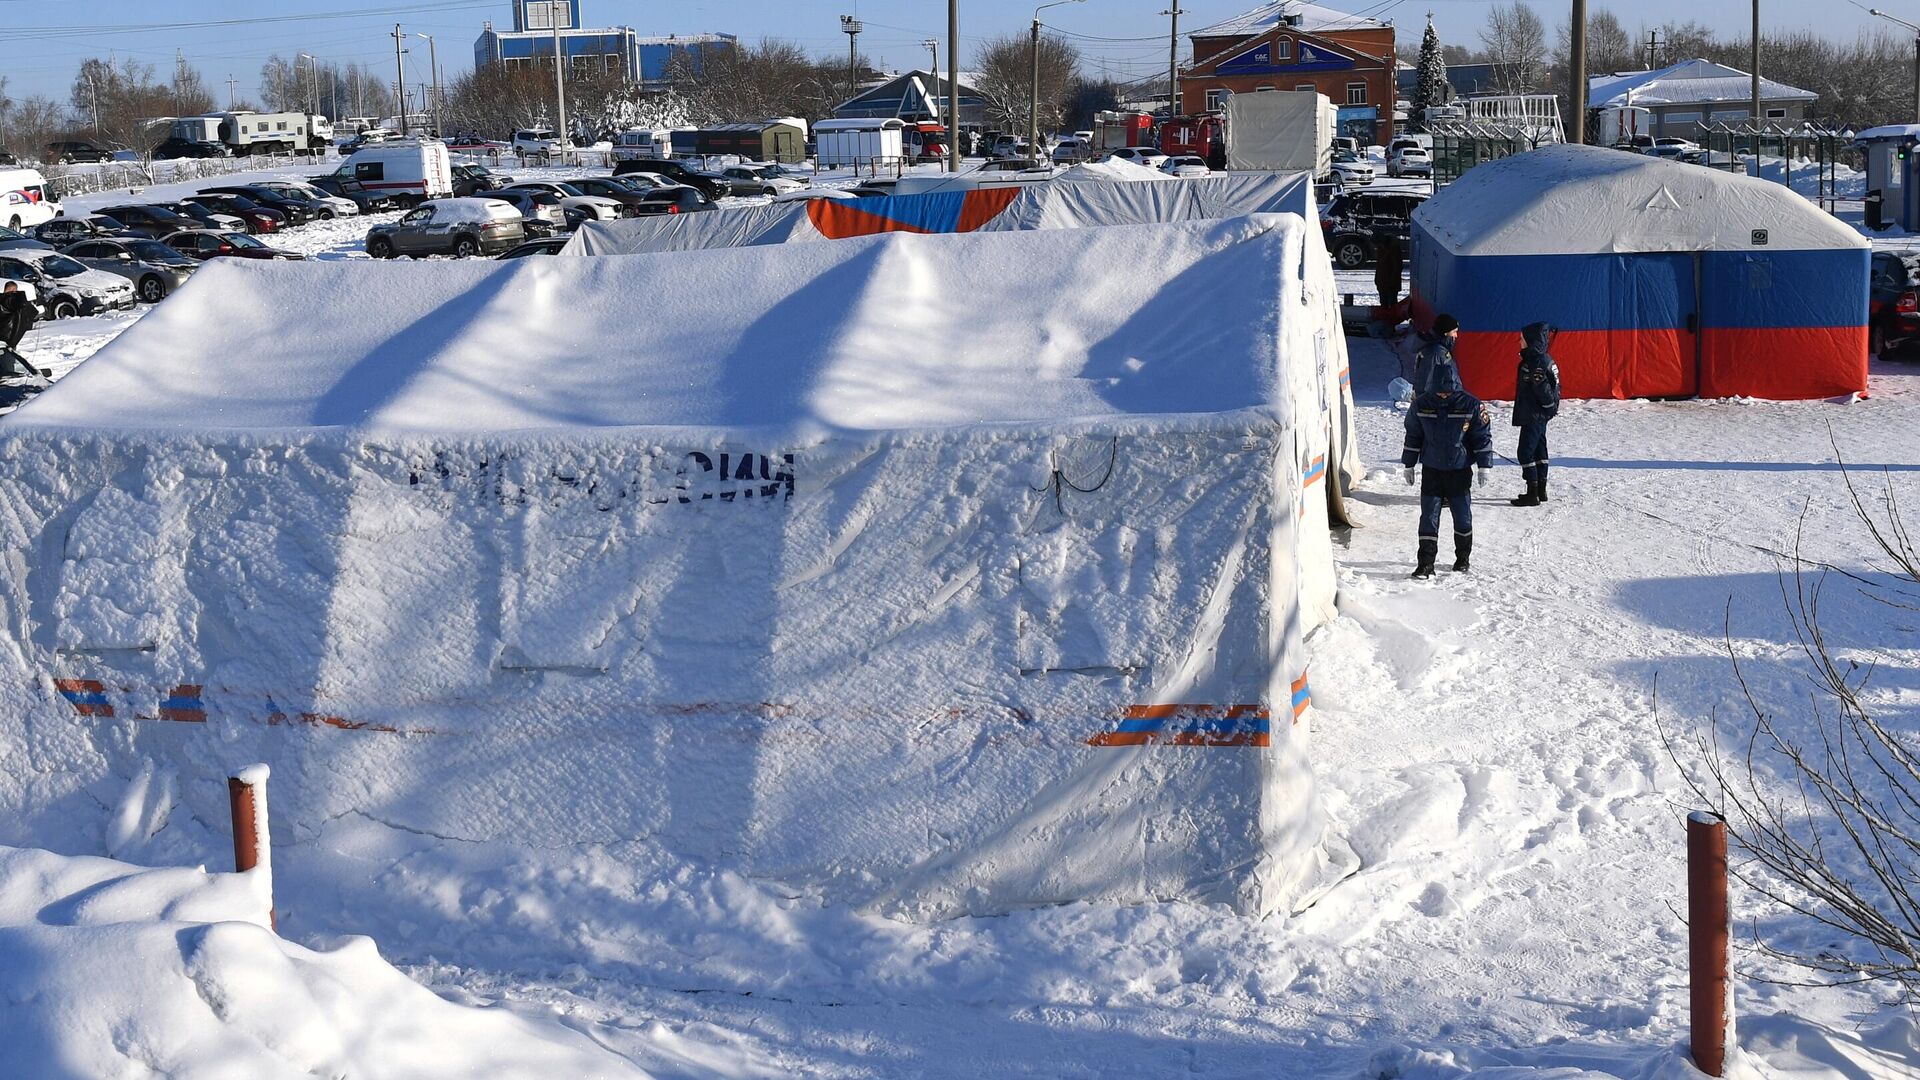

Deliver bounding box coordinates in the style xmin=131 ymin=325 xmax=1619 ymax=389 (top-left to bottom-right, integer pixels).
xmin=1410 ymin=15 xmax=1449 ymax=133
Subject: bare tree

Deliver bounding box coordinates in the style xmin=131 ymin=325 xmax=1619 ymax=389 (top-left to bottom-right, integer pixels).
xmin=69 ymin=57 xmax=175 ymax=152
xmin=1482 ymin=1 xmax=1548 ymax=96
xmin=1662 ymin=445 xmax=1920 ymax=1000
xmin=972 ymin=32 xmax=1082 ymax=139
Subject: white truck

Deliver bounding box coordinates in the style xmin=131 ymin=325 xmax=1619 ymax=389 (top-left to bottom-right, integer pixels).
xmin=169 ymin=112 xmax=332 ymax=155
xmin=1222 ymin=90 xmax=1335 ymax=175
xmin=0 ymin=168 xmax=60 ymax=230
xmin=325 ymin=139 xmax=454 ymax=208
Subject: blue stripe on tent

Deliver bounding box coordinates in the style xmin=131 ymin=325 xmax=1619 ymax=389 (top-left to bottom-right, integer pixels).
xmin=161 ymin=695 xmax=201 ymax=711
xmin=841 ymin=192 xmax=967 ymax=233
xmin=1411 ymin=224 xmax=1866 ymax=332
xmin=59 ymin=691 xmax=109 ymax=707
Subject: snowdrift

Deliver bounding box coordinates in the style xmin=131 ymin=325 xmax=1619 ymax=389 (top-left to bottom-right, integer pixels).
xmin=0 ymin=216 xmax=1356 ymax=919
xmin=0 ymin=844 xmax=643 ymax=1078
xmin=564 ymin=172 xmax=1315 ymax=253
xmin=1410 ymin=144 xmax=1869 ymax=401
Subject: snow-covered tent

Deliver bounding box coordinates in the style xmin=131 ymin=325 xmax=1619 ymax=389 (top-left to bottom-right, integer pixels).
xmin=1410 ymin=144 xmax=1869 ymax=400
xmin=564 ymin=172 xmax=1314 ymax=254
xmin=0 ymin=216 xmax=1357 ymax=918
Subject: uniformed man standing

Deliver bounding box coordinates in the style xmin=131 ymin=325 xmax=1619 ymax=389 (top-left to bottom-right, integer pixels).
xmin=1509 ymin=321 xmax=1560 ymax=507
xmin=1412 ymin=313 xmax=1459 ymax=393
xmin=1402 ymin=363 xmax=1493 ymax=578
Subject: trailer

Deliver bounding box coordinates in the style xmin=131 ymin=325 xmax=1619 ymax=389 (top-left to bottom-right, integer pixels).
xmin=814 ymin=117 xmax=906 ymax=169
xmin=168 ymin=111 xmax=330 ymax=155
xmin=1223 ymin=90 xmax=1334 ymax=175
xmin=693 ymin=121 xmax=809 ymax=164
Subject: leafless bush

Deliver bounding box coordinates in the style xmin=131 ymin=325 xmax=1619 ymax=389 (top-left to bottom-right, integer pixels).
xmin=1661 ymin=445 xmax=1920 ymax=1001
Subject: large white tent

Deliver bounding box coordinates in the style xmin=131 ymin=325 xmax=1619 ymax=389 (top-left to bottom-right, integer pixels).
xmin=0 ymin=216 xmax=1356 ymax=918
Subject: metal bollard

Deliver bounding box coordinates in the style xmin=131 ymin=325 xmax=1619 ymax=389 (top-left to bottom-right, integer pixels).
xmin=1688 ymin=810 xmax=1731 ymax=1076
xmin=227 ymin=765 xmax=275 ymax=930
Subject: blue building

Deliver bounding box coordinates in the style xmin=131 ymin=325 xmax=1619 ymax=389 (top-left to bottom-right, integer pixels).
xmin=474 ymin=0 xmax=733 ymax=85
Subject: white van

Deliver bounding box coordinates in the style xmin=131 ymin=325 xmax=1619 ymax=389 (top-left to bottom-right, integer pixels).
xmin=0 ymin=169 xmax=60 ymax=230
xmin=328 ymin=139 xmax=453 ymax=208
xmin=512 ymin=129 xmax=565 ymax=159
xmin=611 ymin=128 xmax=669 ymax=161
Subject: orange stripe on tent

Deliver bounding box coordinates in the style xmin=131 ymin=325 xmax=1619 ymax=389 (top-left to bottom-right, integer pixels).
xmin=804 ymin=200 xmax=934 ymax=239
xmin=953 ymin=187 xmax=1021 ymax=232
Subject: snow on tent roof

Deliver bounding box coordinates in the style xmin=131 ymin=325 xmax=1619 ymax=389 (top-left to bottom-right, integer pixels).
xmin=1189 ymin=0 xmax=1386 ymax=38
xmin=1412 ymin=144 xmax=1865 ymax=257
xmin=12 ymin=216 xmax=1302 ymax=436
xmin=1587 ymin=58 xmax=1814 ymax=108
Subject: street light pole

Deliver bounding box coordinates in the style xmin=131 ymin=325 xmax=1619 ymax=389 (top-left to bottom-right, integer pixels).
xmin=1871 ymin=9 xmax=1920 ymax=123
xmin=1569 ymin=0 xmax=1587 ymax=144
xmin=392 ymin=24 xmax=407 ymax=135
xmin=1160 ymin=5 xmax=1186 ymax=122
xmin=1030 ymin=0 xmax=1086 ymax=164
xmin=948 ymin=0 xmax=960 ymax=171
xmin=415 ymin=34 xmax=440 ymax=136
xmin=551 ymin=2 xmax=569 ymax=154
xmin=299 ymin=53 xmax=317 ymax=117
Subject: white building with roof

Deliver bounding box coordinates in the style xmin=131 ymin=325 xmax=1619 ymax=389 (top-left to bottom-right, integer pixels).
xmin=1587 ymin=58 xmax=1816 ymax=142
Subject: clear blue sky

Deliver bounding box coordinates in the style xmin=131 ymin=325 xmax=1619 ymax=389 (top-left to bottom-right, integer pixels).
xmin=0 ymin=0 xmax=1895 ymax=105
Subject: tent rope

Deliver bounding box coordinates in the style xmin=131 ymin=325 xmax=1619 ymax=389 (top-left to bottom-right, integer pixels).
xmin=1031 ymin=437 xmax=1120 ymax=512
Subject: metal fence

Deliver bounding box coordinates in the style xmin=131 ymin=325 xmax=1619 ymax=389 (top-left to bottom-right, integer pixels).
xmin=1701 ymin=122 xmax=1850 ymax=212
xmin=43 ymin=151 xmax=336 ymax=200
xmin=1429 ymin=121 xmax=1562 ymax=187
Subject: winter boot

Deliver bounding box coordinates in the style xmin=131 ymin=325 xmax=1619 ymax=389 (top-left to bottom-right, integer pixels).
xmin=1536 ymin=478 xmax=1548 ymax=503
xmin=1510 ymin=480 xmax=1540 ymax=507
xmin=1452 ymin=532 xmax=1473 ymax=573
xmin=1411 ymin=537 xmax=1437 ymax=579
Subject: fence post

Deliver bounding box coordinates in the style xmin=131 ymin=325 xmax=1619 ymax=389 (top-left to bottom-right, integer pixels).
xmin=227 ymin=764 xmax=275 ymax=930
xmin=1688 ymin=810 xmax=1731 ymax=1077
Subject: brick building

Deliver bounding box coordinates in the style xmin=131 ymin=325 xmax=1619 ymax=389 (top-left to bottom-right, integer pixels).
xmin=1180 ymin=1 xmax=1396 ymax=145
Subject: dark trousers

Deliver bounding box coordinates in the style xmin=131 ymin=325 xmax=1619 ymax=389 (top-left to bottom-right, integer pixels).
xmin=0 ymin=326 xmax=30 ymax=377
xmin=1418 ymin=467 xmax=1472 ymax=543
xmin=1517 ymin=420 xmax=1550 ymax=482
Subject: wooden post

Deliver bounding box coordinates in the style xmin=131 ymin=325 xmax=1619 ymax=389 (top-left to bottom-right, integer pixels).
xmin=1688 ymin=810 xmax=1730 ymax=1076
xmin=228 ymin=764 xmax=274 ymax=930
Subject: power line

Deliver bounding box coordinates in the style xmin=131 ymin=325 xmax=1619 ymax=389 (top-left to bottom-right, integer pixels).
xmin=0 ymin=0 xmax=498 ymax=42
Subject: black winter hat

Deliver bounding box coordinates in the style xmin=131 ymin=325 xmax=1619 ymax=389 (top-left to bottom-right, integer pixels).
xmin=1432 ymin=313 xmax=1460 ymax=334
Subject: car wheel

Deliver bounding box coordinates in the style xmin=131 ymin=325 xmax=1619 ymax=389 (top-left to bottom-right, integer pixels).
xmin=137 ymin=275 xmax=166 ymax=303
xmin=367 ymin=236 xmax=395 ymax=259
xmin=49 ymin=297 xmax=78 ymax=320
xmin=453 ymin=236 xmax=479 ymax=258
xmin=6 ymin=215 xmax=16 ymax=229
xmin=1333 ymin=238 xmax=1371 ymax=270
xmin=319 ymin=208 xmax=336 ymax=220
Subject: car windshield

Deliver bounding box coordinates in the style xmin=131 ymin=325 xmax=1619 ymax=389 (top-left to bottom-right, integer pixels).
xmin=39 ymin=254 xmax=88 ymax=278
xmin=225 ymin=233 xmax=266 ymax=249
xmin=0 ymin=227 xmax=25 ymax=242
xmin=550 ymin=183 xmax=585 ymax=197
xmin=128 ymin=240 xmax=186 ymax=263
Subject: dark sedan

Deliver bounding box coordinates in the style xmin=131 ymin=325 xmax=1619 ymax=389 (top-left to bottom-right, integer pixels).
xmin=631 ymin=187 xmax=715 ymax=216
xmin=1871 ymin=250 xmax=1920 ymax=360
xmin=151 ymin=200 xmax=248 ymax=234
xmin=152 ymin=138 xmax=230 ymax=160
xmin=197 ymin=186 xmax=319 ymax=226
xmin=161 ymin=230 xmax=303 ymax=261
xmin=306 ymin=174 xmax=395 ymax=213
xmin=611 ymin=158 xmax=733 ymax=199
xmin=452 ymin=163 xmax=513 ymax=197
xmin=95 ymin=204 xmax=206 ymax=240
xmin=180 ymin=193 xmax=286 ymax=234
xmin=31 ymin=216 xmax=132 ymax=246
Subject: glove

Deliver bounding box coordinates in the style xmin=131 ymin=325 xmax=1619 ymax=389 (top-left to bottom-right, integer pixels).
xmin=1403 ymin=466 xmax=1415 ymax=486
xmin=1476 ymin=468 xmax=1489 ymax=489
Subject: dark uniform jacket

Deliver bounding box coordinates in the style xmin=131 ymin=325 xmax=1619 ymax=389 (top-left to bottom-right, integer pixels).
xmin=1402 ymin=364 xmax=1494 ymax=472
xmin=1513 ymin=321 xmax=1561 ymax=427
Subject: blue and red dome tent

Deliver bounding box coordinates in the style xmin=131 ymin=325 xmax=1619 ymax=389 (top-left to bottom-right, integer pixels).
xmin=1409 ymin=144 xmax=1868 ymax=400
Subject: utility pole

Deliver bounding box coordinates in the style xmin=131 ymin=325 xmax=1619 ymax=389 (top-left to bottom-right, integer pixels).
xmin=551 ymin=2 xmax=569 ymax=153
xmin=299 ymin=53 xmax=317 ymax=117
xmin=1028 ymin=1 xmax=1086 ymax=163
xmin=392 ymin=24 xmax=407 ymax=135
xmin=1160 ymin=5 xmax=1186 ymax=122
xmin=415 ymin=35 xmax=440 ymax=136
xmin=841 ymin=16 xmax=864 ymax=104
xmin=175 ymin=49 xmax=186 ymax=114
xmin=947 ymin=0 xmax=960 ymax=171
xmin=1643 ymin=29 xmax=1661 ymax=71
xmin=1750 ymin=0 xmax=1760 ymax=132
xmin=226 ymin=74 xmax=236 ymax=110
xmin=1569 ymin=0 xmax=1587 ymax=144
xmin=924 ymin=38 xmax=938 ymax=118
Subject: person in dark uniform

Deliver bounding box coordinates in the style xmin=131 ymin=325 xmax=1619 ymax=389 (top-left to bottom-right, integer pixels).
xmin=1412 ymin=313 xmax=1459 ymax=393
xmin=1509 ymin=321 xmax=1561 ymax=506
xmin=1402 ymin=362 xmax=1493 ymax=578
xmin=1373 ymin=234 xmax=1404 ymax=311
xmin=0 ymin=283 xmax=46 ymax=379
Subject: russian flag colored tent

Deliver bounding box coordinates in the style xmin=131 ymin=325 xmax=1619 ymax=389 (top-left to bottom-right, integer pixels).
xmin=1409 ymin=144 xmax=1868 ymax=401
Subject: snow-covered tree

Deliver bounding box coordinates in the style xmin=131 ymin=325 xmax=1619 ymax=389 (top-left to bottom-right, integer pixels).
xmin=1409 ymin=16 xmax=1450 ymax=133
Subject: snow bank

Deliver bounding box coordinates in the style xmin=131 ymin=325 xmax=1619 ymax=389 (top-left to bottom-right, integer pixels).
xmin=0 ymin=216 xmax=1355 ymax=919
xmin=1055 ymin=157 xmax=1168 ymax=183
xmin=0 ymin=845 xmax=644 ymax=1078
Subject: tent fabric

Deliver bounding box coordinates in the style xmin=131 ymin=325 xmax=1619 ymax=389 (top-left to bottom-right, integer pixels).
xmin=0 ymin=216 xmax=1358 ymax=919
xmin=1410 ymin=145 xmax=1868 ymax=401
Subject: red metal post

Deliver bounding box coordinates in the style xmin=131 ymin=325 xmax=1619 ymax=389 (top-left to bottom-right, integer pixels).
xmin=227 ymin=766 xmax=274 ymax=930
xmin=1688 ymin=811 xmax=1730 ymax=1077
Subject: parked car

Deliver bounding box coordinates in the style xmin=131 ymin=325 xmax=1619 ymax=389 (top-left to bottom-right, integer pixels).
xmin=179 ymin=193 xmax=286 ymax=234
xmin=0 ymin=225 xmax=53 ymax=251
xmin=197 ymin=185 xmax=319 ymax=226
xmin=151 ymin=138 xmax=230 ymax=160
xmin=252 ymin=180 xmax=358 ymax=218
xmin=511 ymin=128 xmax=565 ymax=159
xmin=1106 ymin=146 xmax=1168 ymax=169
xmin=630 ymin=187 xmax=714 ymax=216
xmin=338 ymin=128 xmax=398 ymax=155
xmin=303 ymin=174 xmax=395 ymax=213
xmin=365 ymin=197 xmax=526 ymax=258
xmin=496 ymin=236 xmax=571 ymax=259
xmin=717 ymin=165 xmax=804 ymax=196
xmin=94 ymin=204 xmax=207 ymax=239
xmin=561 ymin=176 xmax=665 ymax=210
xmin=60 ymin=237 xmax=198 ymax=303
xmin=0 ymin=167 xmax=61 ymax=230
xmin=495 ymin=181 xmax=624 ymax=221
xmin=480 ymin=190 xmax=564 ymax=237
xmin=1051 ymin=137 xmax=1086 ymax=165
xmin=1326 ymin=149 xmax=1376 ymax=186
xmin=451 ymin=163 xmax=512 ymax=197
xmin=1160 ymin=155 xmax=1211 ymax=178
xmin=160 ymin=229 xmax=303 ymax=261
xmin=44 ymin=140 xmax=111 ymax=164
xmin=611 ymin=158 xmax=734 ymax=199
xmin=152 ymin=200 xmax=248 ymax=234
xmin=1870 ymin=250 xmax=1920 ymax=359
xmin=1386 ymin=135 xmax=1422 ymax=157
xmin=1387 ymin=146 xmax=1432 ymax=178
xmin=1334 ymin=136 xmax=1363 ymax=156
xmin=31 ymin=216 xmax=132 ymax=246
xmin=0 ymin=148 xmax=16 ymax=166
xmin=0 ymin=248 xmax=136 ymax=317
xmin=1320 ymin=189 xmax=1430 ymax=269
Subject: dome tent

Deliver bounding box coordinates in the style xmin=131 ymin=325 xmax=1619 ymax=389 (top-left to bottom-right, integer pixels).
xmin=1410 ymin=144 xmax=1868 ymax=401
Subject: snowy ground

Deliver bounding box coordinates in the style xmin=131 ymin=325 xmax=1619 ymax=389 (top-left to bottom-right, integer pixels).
xmin=6 ymin=166 xmax=1920 ymax=1077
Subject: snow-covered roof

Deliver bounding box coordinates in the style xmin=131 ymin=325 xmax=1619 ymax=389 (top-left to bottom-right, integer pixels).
xmin=1413 ymin=144 xmax=1865 ymax=256
xmin=14 ymin=216 xmax=1308 ymax=435
xmin=1588 ymin=58 xmax=1815 ymax=108
xmin=1854 ymin=123 xmax=1920 ymax=143
xmin=422 ymin=197 xmax=522 ymax=224
xmin=1189 ymin=1 xmax=1386 ymax=39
